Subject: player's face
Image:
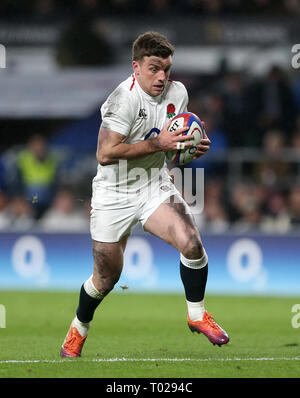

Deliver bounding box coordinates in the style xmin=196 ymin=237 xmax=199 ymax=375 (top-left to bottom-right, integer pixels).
xmin=133 ymin=55 xmax=172 ymax=97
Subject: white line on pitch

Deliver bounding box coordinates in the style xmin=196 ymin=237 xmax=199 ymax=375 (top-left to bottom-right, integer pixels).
xmin=0 ymin=357 xmax=300 ymax=364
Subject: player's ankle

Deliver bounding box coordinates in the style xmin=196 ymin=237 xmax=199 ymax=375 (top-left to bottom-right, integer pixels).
xmin=72 ymin=316 xmax=90 ymax=337
xmin=187 ymin=300 xmax=206 ymax=321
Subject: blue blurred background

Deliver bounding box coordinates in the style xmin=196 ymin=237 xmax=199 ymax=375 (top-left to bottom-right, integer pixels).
xmin=0 ymin=0 xmax=300 ymax=296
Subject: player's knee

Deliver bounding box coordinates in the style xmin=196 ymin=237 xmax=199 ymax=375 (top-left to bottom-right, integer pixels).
xmin=180 ymin=231 xmax=204 ymax=259
xmin=93 ymin=273 xmax=120 ymax=296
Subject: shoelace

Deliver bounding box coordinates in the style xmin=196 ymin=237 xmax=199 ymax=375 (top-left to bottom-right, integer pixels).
xmin=203 ymin=313 xmax=218 ymax=329
xmin=64 ymin=328 xmax=86 ymax=354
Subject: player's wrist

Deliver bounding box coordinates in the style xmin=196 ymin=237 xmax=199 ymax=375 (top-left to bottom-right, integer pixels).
xmin=148 ymin=136 xmax=162 ymax=152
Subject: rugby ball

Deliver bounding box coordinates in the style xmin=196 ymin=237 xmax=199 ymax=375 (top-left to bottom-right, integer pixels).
xmin=166 ymin=112 xmax=204 ymax=165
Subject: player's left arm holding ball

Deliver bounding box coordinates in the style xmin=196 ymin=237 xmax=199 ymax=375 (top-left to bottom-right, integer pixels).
xmin=97 ymin=121 xmax=192 ymax=165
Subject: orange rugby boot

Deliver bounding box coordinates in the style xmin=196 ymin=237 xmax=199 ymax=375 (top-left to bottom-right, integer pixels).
xmin=60 ymin=326 xmax=87 ymax=357
xmin=188 ymin=311 xmax=229 ymax=347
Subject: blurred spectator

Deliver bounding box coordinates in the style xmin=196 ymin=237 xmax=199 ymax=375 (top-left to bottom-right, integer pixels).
xmin=221 ymin=72 xmax=248 ymax=147
xmin=261 ymin=191 xmax=290 ymax=233
xmin=203 ymin=201 xmax=229 ymax=233
xmin=56 ymin=17 xmax=115 ymax=66
xmin=200 ymin=111 xmax=228 ymax=152
xmin=233 ymin=205 xmax=263 ymax=232
xmin=254 ymin=129 xmax=291 ymax=187
xmin=227 ymin=183 xmax=265 ymax=231
xmin=205 ymin=179 xmax=225 ymax=203
xmin=13 ymin=134 xmax=59 ymax=219
xmin=228 ymin=183 xmax=262 ymax=224
xmin=284 ymin=0 xmax=300 ymax=14
xmin=39 ymin=188 xmax=89 ymax=232
xmin=292 ymin=131 xmax=300 ymax=152
xmin=0 ymin=191 xmax=11 ymax=231
xmin=203 ymin=180 xmax=229 ymax=232
xmin=247 ymin=66 xmax=297 ymax=143
xmin=202 ymin=93 xmax=226 ymax=132
xmin=8 ymin=196 xmax=35 ymax=231
xmin=0 ymin=158 xmax=7 ymax=192
xmin=289 ymin=186 xmax=300 ymax=225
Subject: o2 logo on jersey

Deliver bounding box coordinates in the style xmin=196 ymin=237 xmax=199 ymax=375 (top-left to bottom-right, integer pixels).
xmin=144 ymin=128 xmax=161 ymax=140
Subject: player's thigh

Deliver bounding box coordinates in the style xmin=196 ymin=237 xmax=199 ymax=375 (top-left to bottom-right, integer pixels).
xmin=92 ymin=234 xmax=129 ymax=280
xmin=143 ymin=195 xmax=204 ymax=258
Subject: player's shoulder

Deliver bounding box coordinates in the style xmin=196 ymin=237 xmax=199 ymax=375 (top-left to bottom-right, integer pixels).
xmin=101 ymin=75 xmax=137 ymax=120
xmin=106 ymin=75 xmax=138 ymax=103
xmin=166 ymin=79 xmax=188 ymax=97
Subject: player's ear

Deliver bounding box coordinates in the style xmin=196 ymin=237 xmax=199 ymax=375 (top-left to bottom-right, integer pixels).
xmin=132 ymin=60 xmax=140 ymax=76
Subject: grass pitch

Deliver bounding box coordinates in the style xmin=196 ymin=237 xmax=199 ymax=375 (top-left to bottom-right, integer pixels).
xmin=0 ymin=291 xmax=299 ymax=378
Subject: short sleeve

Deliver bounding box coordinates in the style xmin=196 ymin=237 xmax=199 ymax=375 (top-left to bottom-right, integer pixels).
xmin=100 ymin=89 xmax=134 ymax=137
xmin=171 ymin=80 xmax=189 ymax=114
xmin=181 ymin=83 xmax=189 ymax=113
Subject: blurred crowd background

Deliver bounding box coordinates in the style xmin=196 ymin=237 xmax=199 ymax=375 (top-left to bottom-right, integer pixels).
xmin=2 ymin=0 xmax=300 ymax=17
xmin=1 ymin=0 xmax=300 ymax=234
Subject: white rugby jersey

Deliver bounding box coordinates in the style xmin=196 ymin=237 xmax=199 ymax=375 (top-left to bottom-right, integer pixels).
xmin=93 ymin=73 xmax=188 ymax=195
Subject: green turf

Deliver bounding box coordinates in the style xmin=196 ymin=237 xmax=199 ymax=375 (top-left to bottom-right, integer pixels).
xmin=0 ymin=291 xmax=299 ymax=378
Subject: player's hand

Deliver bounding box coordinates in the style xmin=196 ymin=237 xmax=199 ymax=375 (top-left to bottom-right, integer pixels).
xmin=156 ymin=120 xmax=194 ymax=151
xmin=193 ymin=121 xmax=211 ymax=159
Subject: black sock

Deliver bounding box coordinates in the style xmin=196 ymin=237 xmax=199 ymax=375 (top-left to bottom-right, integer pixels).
xmin=76 ymin=284 xmax=103 ymax=323
xmin=180 ymin=261 xmax=208 ymax=302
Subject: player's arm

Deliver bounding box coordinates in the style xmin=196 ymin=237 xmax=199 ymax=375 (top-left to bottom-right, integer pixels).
xmin=97 ymin=122 xmax=193 ymax=165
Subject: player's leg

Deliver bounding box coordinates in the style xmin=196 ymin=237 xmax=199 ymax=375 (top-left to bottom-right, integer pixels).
xmin=76 ymin=235 xmax=129 ymax=329
xmin=143 ymin=197 xmax=208 ymax=318
xmin=143 ymin=196 xmax=229 ymax=346
xmin=60 ymin=235 xmax=129 ymax=357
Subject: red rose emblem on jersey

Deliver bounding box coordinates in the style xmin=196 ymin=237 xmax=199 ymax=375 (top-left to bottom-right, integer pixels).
xmin=167 ymin=104 xmax=175 ymax=113
xmin=167 ymin=103 xmax=176 ymax=119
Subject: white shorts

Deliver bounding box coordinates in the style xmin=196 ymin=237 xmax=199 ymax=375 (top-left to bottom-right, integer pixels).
xmin=90 ymin=179 xmax=181 ymax=242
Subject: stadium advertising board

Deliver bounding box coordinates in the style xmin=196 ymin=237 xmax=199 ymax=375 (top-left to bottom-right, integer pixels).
xmin=0 ymin=232 xmax=299 ymax=296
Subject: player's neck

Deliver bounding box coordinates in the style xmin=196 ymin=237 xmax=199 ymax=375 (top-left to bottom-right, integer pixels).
xmin=133 ymin=73 xmax=164 ymax=103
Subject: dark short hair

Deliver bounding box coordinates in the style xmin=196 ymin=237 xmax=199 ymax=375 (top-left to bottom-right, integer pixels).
xmin=132 ymin=31 xmax=174 ymax=62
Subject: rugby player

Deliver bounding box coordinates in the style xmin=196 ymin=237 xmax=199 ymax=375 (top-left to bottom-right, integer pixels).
xmin=60 ymin=32 xmax=229 ymax=357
